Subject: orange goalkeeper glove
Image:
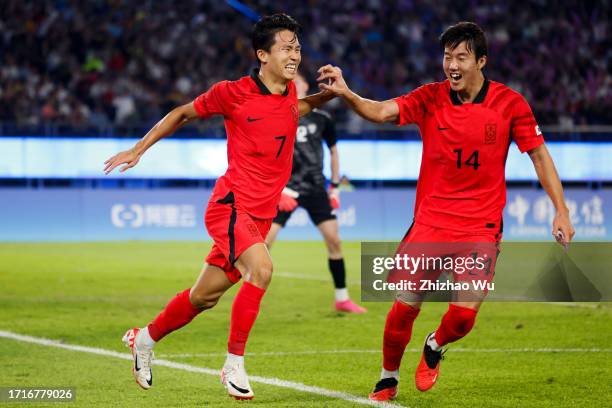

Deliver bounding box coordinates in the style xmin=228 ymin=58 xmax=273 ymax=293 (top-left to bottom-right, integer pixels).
xmin=278 ymin=187 xmax=299 ymax=212
xmin=328 ymin=183 xmax=340 ymax=209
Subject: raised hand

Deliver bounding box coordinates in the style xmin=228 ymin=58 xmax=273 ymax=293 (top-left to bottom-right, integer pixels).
xmin=317 ymin=65 xmax=350 ymax=96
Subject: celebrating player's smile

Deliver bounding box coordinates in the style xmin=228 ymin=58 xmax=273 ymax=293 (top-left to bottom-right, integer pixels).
xmin=104 ymin=13 xmax=335 ymax=400
xmin=317 ymin=21 xmax=575 ymax=401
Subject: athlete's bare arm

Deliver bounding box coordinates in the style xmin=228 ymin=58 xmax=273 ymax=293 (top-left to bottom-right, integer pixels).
xmin=317 ymin=65 xmax=399 ymax=123
xmin=329 ymin=145 xmax=340 ymax=184
xmin=528 ymin=144 xmax=575 ymax=245
xmin=104 ymin=102 xmax=199 ymax=174
xmin=298 ymin=91 xmax=336 ymax=117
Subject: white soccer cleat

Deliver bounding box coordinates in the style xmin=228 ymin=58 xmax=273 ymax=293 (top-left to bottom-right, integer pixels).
xmin=122 ymin=328 xmax=154 ymax=390
xmin=221 ymin=360 xmax=254 ymax=400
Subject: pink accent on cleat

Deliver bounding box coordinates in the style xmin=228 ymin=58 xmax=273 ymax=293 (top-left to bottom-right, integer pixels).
xmin=335 ymin=299 xmax=367 ymax=313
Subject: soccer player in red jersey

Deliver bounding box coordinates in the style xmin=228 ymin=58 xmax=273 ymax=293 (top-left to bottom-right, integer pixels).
xmin=318 ymin=22 xmax=575 ymax=400
xmin=104 ymin=14 xmax=334 ymax=400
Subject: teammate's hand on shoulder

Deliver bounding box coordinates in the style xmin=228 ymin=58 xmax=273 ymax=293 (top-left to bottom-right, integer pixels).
xmin=328 ymin=184 xmax=340 ymax=209
xmin=104 ymin=148 xmax=141 ymax=175
xmin=317 ymin=65 xmax=349 ymax=96
xmin=278 ymin=188 xmax=299 ymax=212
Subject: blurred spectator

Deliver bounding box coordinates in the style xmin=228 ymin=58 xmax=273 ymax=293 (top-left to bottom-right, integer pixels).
xmin=0 ymin=0 xmax=609 ymax=131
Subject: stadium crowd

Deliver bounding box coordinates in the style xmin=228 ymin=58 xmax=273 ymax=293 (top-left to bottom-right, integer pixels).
xmin=1 ymin=0 xmax=609 ymax=130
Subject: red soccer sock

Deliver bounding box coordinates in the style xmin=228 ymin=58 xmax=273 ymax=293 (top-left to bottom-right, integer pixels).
xmin=434 ymin=304 xmax=478 ymax=346
xmin=147 ymin=288 xmax=202 ymax=342
xmin=228 ymin=282 xmax=266 ymax=356
xmin=382 ymin=301 xmax=420 ymax=371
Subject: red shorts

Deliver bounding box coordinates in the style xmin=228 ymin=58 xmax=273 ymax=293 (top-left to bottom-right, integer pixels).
xmin=204 ymin=193 xmax=272 ymax=284
xmin=389 ymin=221 xmax=501 ymax=295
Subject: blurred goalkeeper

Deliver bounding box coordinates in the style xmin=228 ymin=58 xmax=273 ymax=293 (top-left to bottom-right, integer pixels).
xmin=265 ymin=72 xmax=366 ymax=314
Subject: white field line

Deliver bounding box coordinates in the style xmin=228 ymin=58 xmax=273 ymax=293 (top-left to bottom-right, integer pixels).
xmin=542 ymin=302 xmax=606 ymax=309
xmin=159 ymin=347 xmax=612 ymax=358
xmin=0 ymin=330 xmax=405 ymax=408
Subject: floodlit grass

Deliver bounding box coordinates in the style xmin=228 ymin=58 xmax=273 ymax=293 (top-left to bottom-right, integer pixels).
xmin=0 ymin=242 xmax=610 ymax=407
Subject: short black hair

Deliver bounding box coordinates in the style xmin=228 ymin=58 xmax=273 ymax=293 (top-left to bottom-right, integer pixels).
xmin=251 ymin=14 xmax=301 ymax=63
xmin=439 ymin=22 xmax=488 ymax=61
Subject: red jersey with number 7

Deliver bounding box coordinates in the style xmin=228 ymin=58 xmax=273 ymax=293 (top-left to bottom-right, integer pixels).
xmin=394 ymin=78 xmax=544 ymax=233
xmin=193 ymin=69 xmax=299 ymax=219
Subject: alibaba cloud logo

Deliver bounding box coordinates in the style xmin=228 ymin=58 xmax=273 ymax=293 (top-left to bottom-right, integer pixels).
xmin=111 ymin=204 xmax=144 ymax=228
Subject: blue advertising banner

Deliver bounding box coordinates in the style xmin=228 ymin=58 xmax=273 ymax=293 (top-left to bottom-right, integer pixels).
xmin=0 ymin=187 xmax=609 ymax=241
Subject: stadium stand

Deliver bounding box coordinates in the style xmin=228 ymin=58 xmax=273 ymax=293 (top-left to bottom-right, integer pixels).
xmin=1 ymin=0 xmax=609 ymax=132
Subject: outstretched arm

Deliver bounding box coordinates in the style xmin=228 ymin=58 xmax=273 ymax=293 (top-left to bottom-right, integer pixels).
xmin=317 ymin=65 xmax=399 ymax=123
xmin=104 ymin=102 xmax=199 ymax=174
xmin=528 ymin=144 xmax=575 ymax=246
xmin=298 ymin=91 xmax=336 ymax=117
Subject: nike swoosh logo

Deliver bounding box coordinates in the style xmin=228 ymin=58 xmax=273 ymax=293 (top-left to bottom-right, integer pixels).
xmin=432 ymin=374 xmax=438 ymax=382
xmin=247 ymin=117 xmax=263 ymax=122
xmin=438 ymin=126 xmax=450 ymax=131
xmin=229 ymin=381 xmax=251 ymax=394
xmin=134 ymin=354 xmax=153 ymax=385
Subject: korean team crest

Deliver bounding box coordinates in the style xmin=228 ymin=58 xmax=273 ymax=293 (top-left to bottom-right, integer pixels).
xmin=484 ymin=123 xmax=497 ymax=144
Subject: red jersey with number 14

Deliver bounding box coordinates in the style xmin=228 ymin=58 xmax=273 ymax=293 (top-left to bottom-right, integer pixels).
xmin=395 ymin=79 xmax=544 ymax=233
xmin=193 ymin=70 xmax=299 ymax=218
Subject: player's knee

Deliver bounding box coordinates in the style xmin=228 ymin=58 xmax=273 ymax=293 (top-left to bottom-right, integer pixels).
xmin=326 ymin=235 xmax=342 ymax=255
xmin=248 ymin=260 xmax=273 ymax=288
xmin=189 ymin=290 xmax=219 ymax=310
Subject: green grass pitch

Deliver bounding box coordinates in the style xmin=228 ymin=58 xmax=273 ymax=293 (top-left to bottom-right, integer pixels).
xmin=0 ymin=242 xmax=610 ymax=407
